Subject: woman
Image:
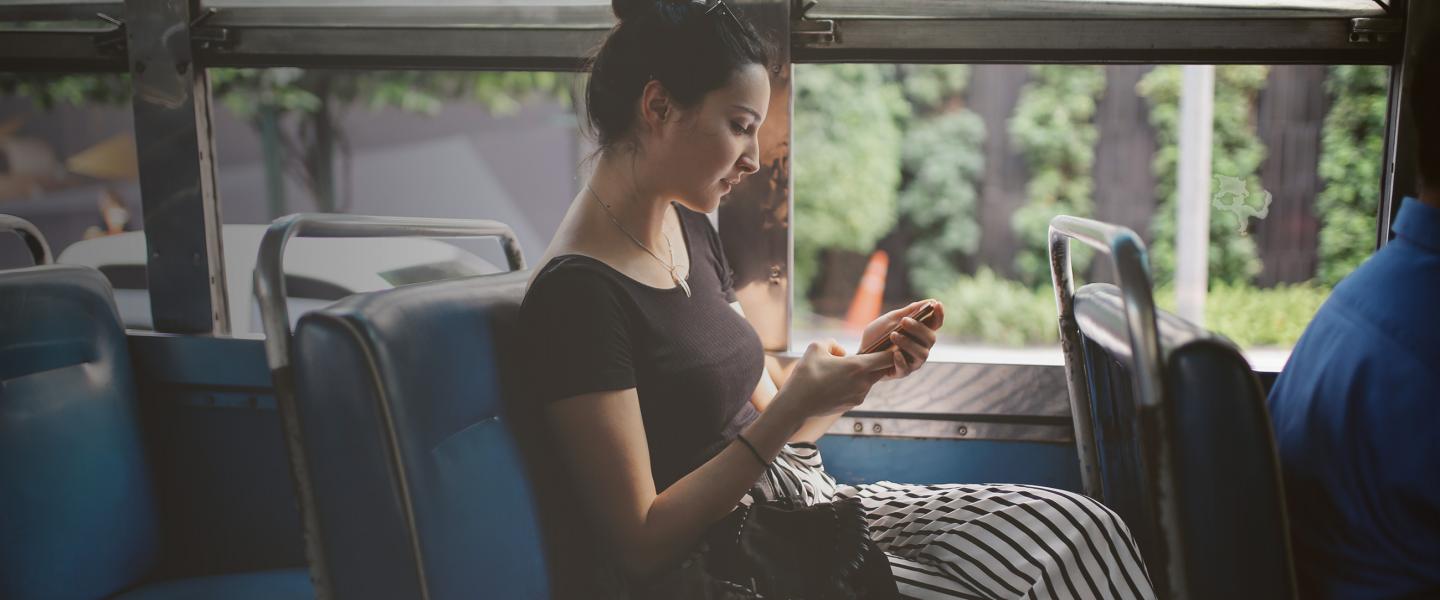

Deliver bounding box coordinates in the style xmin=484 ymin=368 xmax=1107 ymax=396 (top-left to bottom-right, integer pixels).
xmin=519 ymin=1 xmax=1156 ymax=597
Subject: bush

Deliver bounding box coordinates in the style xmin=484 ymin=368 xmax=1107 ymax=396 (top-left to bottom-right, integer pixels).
xmin=928 ymin=275 xmax=1327 ymax=348
xmin=1157 ymin=282 xmax=1331 ymax=348
xmin=1317 ymin=65 xmax=1389 ymax=287
xmin=931 ymin=268 xmax=1058 ymax=346
xmin=793 ymin=64 xmax=908 ymax=297
xmin=899 ymin=109 xmax=986 ymax=296
xmin=1139 ymin=65 xmax=1270 ymax=286
xmin=1009 ymin=66 xmax=1107 ymax=287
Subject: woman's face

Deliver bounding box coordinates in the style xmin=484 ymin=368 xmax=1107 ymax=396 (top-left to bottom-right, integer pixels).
xmin=649 ymin=63 xmax=770 ymax=214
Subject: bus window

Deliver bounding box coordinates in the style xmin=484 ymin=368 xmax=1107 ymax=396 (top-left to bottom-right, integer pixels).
xmin=0 ymin=71 xmax=149 ymax=318
xmin=205 ymin=67 xmax=582 ymax=333
xmin=793 ymin=63 xmax=1389 ymax=373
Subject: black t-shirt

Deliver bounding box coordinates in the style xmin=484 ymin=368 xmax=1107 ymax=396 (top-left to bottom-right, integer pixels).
xmin=520 ymin=203 xmax=764 ymax=491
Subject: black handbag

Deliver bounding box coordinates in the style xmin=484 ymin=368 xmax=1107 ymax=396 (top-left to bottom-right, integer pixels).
xmin=637 ymin=497 xmax=899 ymax=599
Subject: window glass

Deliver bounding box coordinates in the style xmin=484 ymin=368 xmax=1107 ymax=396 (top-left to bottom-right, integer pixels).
xmin=0 ymin=72 xmax=142 ymax=279
xmin=792 ymin=63 xmax=1390 ymax=370
xmin=207 ymin=68 xmax=583 ymax=333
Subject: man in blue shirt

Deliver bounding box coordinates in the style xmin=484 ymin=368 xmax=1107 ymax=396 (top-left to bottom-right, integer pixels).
xmin=1267 ymin=42 xmax=1439 ymax=599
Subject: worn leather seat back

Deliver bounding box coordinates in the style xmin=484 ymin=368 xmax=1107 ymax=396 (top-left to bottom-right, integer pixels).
xmin=0 ymin=265 xmax=161 ymax=599
xmin=292 ymin=270 xmax=553 ymax=599
xmin=1075 ymin=283 xmax=1295 ymax=599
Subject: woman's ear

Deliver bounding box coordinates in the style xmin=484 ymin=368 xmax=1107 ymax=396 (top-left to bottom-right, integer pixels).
xmin=639 ymin=79 xmax=674 ymax=131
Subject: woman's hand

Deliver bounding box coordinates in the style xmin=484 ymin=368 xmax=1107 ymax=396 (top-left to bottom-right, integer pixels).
xmin=858 ymin=300 xmax=946 ymax=380
xmin=769 ymin=339 xmax=894 ymax=423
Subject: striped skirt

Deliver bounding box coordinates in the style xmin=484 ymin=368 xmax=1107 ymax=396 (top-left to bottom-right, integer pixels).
xmin=741 ymin=444 xmax=1156 ymax=600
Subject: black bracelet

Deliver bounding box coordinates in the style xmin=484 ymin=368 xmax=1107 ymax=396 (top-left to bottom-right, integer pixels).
xmin=735 ymin=434 xmax=770 ymax=468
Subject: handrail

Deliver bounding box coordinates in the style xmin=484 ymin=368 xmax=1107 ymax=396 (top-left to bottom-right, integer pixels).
xmin=255 ymin=212 xmax=524 ymax=367
xmin=0 ymin=214 xmax=54 ymax=266
xmin=253 ymin=212 xmax=525 ymax=600
xmin=1047 ymin=214 xmax=1184 ymax=599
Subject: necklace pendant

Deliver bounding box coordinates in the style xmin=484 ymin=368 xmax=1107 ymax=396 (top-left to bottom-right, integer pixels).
xmin=672 ymin=271 xmax=692 ymax=297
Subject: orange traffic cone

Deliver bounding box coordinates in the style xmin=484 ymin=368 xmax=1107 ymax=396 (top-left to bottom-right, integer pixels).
xmin=844 ymin=250 xmax=888 ymax=333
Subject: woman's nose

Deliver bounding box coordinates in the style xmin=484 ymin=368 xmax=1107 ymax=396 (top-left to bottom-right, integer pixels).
xmin=737 ymin=139 xmax=760 ymax=175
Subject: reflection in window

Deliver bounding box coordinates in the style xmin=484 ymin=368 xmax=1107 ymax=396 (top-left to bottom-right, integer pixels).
xmin=793 ymin=64 xmax=1389 ymax=368
xmin=0 ymin=73 xmax=137 ymax=271
xmin=207 ymin=68 xmax=580 ymax=268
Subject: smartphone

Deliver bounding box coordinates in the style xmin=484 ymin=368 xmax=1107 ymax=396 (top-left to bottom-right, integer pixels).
xmin=860 ymin=302 xmax=938 ymax=355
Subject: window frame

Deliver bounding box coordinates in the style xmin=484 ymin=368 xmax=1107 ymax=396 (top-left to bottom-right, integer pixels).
xmin=1 ymin=0 xmax=1428 ymax=442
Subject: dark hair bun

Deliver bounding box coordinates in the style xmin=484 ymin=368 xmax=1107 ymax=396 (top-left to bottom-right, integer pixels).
xmin=611 ymin=0 xmax=649 ymax=22
xmin=588 ymin=0 xmax=771 ymax=150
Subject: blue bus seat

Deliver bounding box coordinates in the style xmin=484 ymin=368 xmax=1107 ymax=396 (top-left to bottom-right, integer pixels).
xmin=290 ymin=270 xmax=562 ymax=599
xmin=1073 ymin=283 xmax=1296 ymax=599
xmin=111 ymin=569 xmax=313 ymax=600
xmin=0 ymin=265 xmax=312 ymax=600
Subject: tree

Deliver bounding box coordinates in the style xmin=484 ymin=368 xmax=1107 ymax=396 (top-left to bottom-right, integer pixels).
xmin=1315 ymin=65 xmax=1389 ymax=286
xmin=1139 ymin=65 xmax=1270 ymax=286
xmin=895 ymin=65 xmax=986 ymax=296
xmin=792 ymin=64 xmax=907 ymax=298
xmin=2 ymin=70 xmax=573 ymax=216
xmin=1009 ymin=65 xmax=1106 ymax=287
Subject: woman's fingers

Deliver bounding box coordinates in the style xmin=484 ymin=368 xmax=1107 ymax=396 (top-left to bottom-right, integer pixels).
xmin=899 ymin=317 xmax=938 ymax=347
xmin=925 ymin=299 xmax=946 ymax=330
xmin=889 ymin=331 xmax=929 ymax=364
xmin=852 ymin=349 xmax=896 ymax=373
xmin=884 ymin=300 xmax=927 ymax=321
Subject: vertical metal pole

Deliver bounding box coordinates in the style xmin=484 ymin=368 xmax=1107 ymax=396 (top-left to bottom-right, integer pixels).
xmin=719 ymin=0 xmax=792 ymax=352
xmin=126 ymin=0 xmax=230 ymax=335
xmin=1175 ymin=65 xmax=1213 ymax=327
xmin=260 ymin=105 xmax=287 ymax=220
xmin=1049 ymin=230 xmax=1103 ymax=499
xmin=1378 ymin=0 xmax=1425 ymax=249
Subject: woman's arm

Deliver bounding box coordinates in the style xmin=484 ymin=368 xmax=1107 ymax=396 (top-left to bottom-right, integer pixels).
xmin=731 ymin=302 xmax=836 ymax=442
xmin=746 ymin=360 xmax=841 ymax=444
xmin=548 ymin=340 xmax=892 ymax=579
xmin=736 ymin=301 xmax=944 ymax=443
xmin=547 ymin=386 xmax=805 ymax=579
xmin=732 ymin=302 xmax=850 ymax=443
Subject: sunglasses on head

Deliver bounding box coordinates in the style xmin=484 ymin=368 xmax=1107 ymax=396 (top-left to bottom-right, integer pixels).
xmin=699 ymin=0 xmax=744 ymax=31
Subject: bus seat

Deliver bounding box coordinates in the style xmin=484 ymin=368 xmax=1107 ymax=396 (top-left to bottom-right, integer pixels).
xmin=110 ymin=569 xmax=313 ymax=600
xmin=1072 ymin=283 xmax=1296 ymax=599
xmin=290 ymin=270 xmax=553 ymax=599
xmin=0 ymin=265 xmax=311 ymax=600
xmin=0 ymin=265 xmax=159 ymax=599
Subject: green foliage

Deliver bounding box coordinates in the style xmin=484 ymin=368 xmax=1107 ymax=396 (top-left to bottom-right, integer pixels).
xmin=1158 ymin=282 xmax=1331 ymax=347
xmin=209 ymin=69 xmax=572 ymax=118
xmin=4 ymin=69 xmax=571 ymax=117
xmin=0 ymin=73 xmax=131 ymax=109
xmin=1139 ymin=65 xmax=1270 ymax=286
xmin=1009 ymin=66 xmax=1106 ymax=287
xmin=898 ymin=65 xmax=970 ymax=113
xmin=931 ymin=268 xmax=1058 ymax=345
xmin=208 ymin=69 xmax=323 ymax=116
xmin=8 ymin=68 xmax=573 ymax=215
xmin=1316 ymin=65 xmax=1389 ymax=286
xmin=792 ymin=64 xmax=907 ymax=293
xmin=900 ymin=111 xmax=986 ymax=296
xmin=931 ymin=270 xmax=1331 ymax=348
xmin=891 ymin=65 xmax=986 ymax=297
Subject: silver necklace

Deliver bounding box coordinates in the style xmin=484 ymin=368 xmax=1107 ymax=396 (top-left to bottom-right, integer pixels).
xmin=585 ymin=185 xmax=691 ymax=297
